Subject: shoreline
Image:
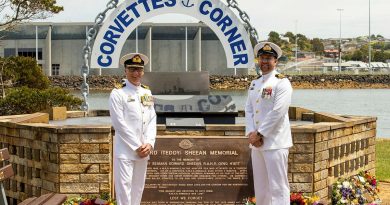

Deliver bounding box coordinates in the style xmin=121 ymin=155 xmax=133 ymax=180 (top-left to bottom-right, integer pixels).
xmin=48 ymin=74 xmax=390 ymax=90
xmin=209 ymin=75 xmax=390 ymax=90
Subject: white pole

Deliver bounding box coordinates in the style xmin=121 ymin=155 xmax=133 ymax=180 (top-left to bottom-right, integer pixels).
xmin=337 ymin=9 xmax=343 ymax=73
xmin=47 ymin=25 xmax=52 ymax=76
xmin=368 ymin=0 xmax=372 ymax=73
xmin=148 ymin=27 xmax=152 ymax=72
xmin=185 ymin=26 xmax=188 ymax=72
xmin=35 ymin=26 xmax=38 ymax=63
xmin=136 ymin=27 xmax=138 ymax=53
xmin=295 ymin=20 xmax=298 ymax=72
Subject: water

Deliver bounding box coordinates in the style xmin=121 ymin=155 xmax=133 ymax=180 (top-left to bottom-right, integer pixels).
xmin=73 ymin=89 xmax=390 ymax=138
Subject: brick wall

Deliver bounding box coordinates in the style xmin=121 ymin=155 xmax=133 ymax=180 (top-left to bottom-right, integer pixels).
xmin=288 ymin=109 xmax=377 ymax=201
xmin=0 ymin=114 xmax=112 ymax=205
xmin=0 ymin=107 xmax=377 ymax=203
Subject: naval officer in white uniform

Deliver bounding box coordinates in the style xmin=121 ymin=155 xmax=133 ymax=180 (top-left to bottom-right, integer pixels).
xmin=109 ymin=53 xmax=156 ymax=205
xmin=245 ymin=42 xmax=293 ymax=205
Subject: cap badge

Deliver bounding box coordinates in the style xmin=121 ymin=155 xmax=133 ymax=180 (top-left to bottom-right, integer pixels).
xmin=263 ymin=44 xmax=272 ymax=51
xmin=132 ymin=55 xmax=142 ymax=63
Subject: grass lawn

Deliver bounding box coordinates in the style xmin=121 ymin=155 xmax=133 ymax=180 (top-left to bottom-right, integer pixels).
xmin=376 ymin=138 xmax=390 ymax=182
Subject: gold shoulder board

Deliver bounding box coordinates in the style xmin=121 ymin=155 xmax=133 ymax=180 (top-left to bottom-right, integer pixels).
xmin=141 ymin=84 xmax=150 ymax=90
xmin=275 ymin=74 xmax=286 ymax=79
xmin=114 ymin=81 xmax=126 ymax=89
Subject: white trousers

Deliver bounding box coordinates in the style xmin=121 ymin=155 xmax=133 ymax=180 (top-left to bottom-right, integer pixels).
xmin=114 ymin=158 xmax=148 ymax=205
xmin=251 ymin=148 xmax=290 ymax=205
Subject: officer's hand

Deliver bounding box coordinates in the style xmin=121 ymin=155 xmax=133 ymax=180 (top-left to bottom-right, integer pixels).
xmin=136 ymin=145 xmax=147 ymax=158
xmin=248 ymin=131 xmax=261 ymax=144
xmin=246 ymin=131 xmax=255 ymax=138
xmin=247 ymin=131 xmax=255 ymax=144
xmin=252 ymin=137 xmax=264 ymax=148
xmin=138 ymin=143 xmax=152 ymax=158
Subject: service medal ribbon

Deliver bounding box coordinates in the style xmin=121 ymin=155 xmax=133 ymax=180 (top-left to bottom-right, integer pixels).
xmin=141 ymin=94 xmax=154 ymax=106
xmin=261 ymin=86 xmax=273 ymax=99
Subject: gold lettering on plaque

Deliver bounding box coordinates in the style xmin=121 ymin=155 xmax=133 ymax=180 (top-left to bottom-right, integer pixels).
xmin=0 ymin=171 xmax=4 ymax=181
xmin=179 ymin=139 xmax=193 ymax=150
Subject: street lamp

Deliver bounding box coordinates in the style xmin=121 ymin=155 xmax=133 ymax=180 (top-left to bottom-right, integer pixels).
xmin=368 ymin=0 xmax=372 ymax=73
xmin=337 ymin=8 xmax=344 ymax=73
xmin=295 ymin=20 xmax=299 ymax=72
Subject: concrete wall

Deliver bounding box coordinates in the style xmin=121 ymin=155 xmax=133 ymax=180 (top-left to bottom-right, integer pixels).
xmin=201 ymin=41 xmax=228 ymax=75
xmin=151 ymin=40 xmax=187 ymax=72
xmin=201 ymin=41 xmax=248 ymax=75
xmin=52 ymin=40 xmax=84 ymax=75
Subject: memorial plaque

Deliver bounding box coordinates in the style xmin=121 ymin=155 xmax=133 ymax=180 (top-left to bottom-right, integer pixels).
xmin=142 ymin=137 xmax=253 ymax=204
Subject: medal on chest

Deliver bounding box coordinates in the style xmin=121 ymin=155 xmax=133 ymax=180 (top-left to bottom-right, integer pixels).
xmin=140 ymin=94 xmax=154 ymax=106
xmin=261 ymin=86 xmax=273 ymax=99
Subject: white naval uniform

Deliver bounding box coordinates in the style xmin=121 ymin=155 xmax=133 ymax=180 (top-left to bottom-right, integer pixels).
xmin=109 ymin=79 xmax=157 ymax=205
xmin=245 ymin=70 xmax=293 ymax=205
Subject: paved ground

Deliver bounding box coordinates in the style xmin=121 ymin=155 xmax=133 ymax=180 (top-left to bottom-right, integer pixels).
xmin=379 ymin=182 xmax=390 ymax=205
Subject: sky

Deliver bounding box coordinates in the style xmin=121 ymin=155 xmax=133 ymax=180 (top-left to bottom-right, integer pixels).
xmin=42 ymin=0 xmax=390 ymax=40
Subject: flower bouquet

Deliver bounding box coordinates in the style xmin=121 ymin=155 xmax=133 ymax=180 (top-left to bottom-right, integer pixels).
xmin=332 ymin=171 xmax=381 ymax=205
xmin=290 ymin=193 xmax=323 ymax=205
xmin=245 ymin=197 xmax=256 ymax=205
xmin=245 ymin=194 xmax=322 ymax=205
xmin=63 ymin=193 xmax=116 ymax=205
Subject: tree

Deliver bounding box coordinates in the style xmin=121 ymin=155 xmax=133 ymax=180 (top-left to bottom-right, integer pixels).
xmin=296 ymin=34 xmax=312 ymax=52
xmin=311 ymin=38 xmax=324 ymax=55
xmin=351 ymin=50 xmax=363 ymax=61
xmin=0 ymin=56 xmax=82 ymax=115
xmin=372 ymin=51 xmax=390 ymax=62
xmin=284 ymin=31 xmax=295 ymax=43
xmin=0 ymin=0 xmax=63 ymax=30
xmin=1 ymin=56 xmax=49 ymax=89
xmin=359 ymin=44 xmax=369 ymax=62
xmin=268 ymin=31 xmax=283 ymax=45
xmin=342 ymin=53 xmax=352 ymax=61
xmin=267 ymin=31 xmax=291 ymax=58
xmin=372 ymin=42 xmax=385 ymax=50
xmin=385 ymin=43 xmax=390 ymax=50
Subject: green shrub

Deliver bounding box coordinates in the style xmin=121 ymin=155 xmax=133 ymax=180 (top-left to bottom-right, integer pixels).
xmin=0 ymin=56 xmax=49 ymax=89
xmin=0 ymin=87 xmax=82 ymax=115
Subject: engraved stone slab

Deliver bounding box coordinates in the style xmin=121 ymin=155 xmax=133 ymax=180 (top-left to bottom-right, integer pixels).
xmin=154 ymin=95 xmax=237 ymax=113
xmin=142 ymin=137 xmax=253 ymax=204
xmin=143 ymin=72 xmax=209 ymax=95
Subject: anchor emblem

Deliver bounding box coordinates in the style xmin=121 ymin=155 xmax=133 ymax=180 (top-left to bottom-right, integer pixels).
xmin=181 ymin=0 xmax=194 ymax=7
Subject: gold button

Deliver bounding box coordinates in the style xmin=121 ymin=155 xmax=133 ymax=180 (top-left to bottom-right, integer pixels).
xmin=256 ymin=110 xmax=259 ymax=114
xmin=258 ymin=89 xmax=261 ymax=92
xmin=256 ymin=100 xmax=259 ymax=103
xmin=256 ymin=121 xmax=259 ymax=124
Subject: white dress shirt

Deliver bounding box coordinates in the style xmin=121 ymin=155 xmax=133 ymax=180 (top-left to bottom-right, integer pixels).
xmin=245 ymin=70 xmax=293 ymax=151
xmin=109 ymin=79 xmax=157 ymax=160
